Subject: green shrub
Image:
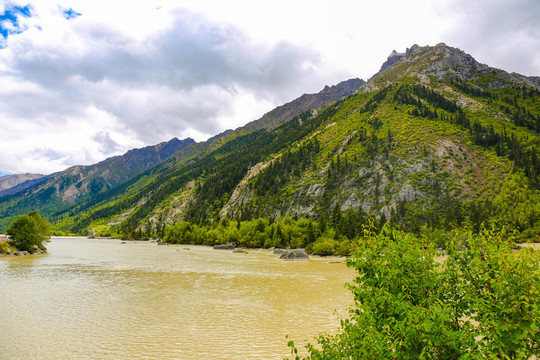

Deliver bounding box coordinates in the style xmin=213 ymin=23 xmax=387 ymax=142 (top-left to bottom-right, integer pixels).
xmin=311 ymin=236 xmax=337 ymax=256
xmin=287 ymin=226 xmax=540 ymax=359
xmin=337 ymin=239 xmax=353 ymax=256
xmin=0 ymin=241 xmax=9 ymax=254
xmin=6 ymin=211 xmax=51 ymax=252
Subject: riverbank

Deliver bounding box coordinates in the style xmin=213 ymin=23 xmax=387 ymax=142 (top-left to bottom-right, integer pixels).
xmin=0 ymin=235 xmax=47 ymax=256
xmin=0 ymin=246 xmax=48 ymax=256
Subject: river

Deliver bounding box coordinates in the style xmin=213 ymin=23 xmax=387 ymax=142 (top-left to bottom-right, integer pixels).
xmin=0 ymin=237 xmax=355 ymax=359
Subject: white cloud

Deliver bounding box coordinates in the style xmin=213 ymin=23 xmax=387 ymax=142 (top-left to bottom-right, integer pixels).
xmin=438 ymin=0 xmax=540 ymax=76
xmin=0 ymin=0 xmax=539 ymax=174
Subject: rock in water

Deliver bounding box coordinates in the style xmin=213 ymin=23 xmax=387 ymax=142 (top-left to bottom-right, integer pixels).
xmin=213 ymin=243 xmax=235 ymax=250
xmin=279 ymin=249 xmax=309 ymax=260
xmin=232 ymin=249 xmax=248 ymax=253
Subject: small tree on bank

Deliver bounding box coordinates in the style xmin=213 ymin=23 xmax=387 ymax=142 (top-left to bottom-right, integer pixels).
xmin=6 ymin=211 xmax=51 ymax=252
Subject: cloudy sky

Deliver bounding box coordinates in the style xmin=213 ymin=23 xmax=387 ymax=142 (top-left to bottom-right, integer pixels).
xmin=1 ymin=0 xmax=539 ymax=175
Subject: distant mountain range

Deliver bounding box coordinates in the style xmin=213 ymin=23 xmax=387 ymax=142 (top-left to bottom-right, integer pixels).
xmin=0 ymin=43 xmax=538 ymax=241
xmin=0 ymin=173 xmax=47 ymax=197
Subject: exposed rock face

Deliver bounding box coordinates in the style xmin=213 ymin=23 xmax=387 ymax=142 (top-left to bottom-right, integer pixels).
xmin=279 ymin=249 xmax=309 ymax=260
xmin=99 ymin=137 xmax=195 ymax=171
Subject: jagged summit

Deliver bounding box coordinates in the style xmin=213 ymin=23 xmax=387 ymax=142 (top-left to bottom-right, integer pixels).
xmin=375 ymin=49 xmax=405 ymax=75
xmin=367 ymin=43 xmax=540 ymax=91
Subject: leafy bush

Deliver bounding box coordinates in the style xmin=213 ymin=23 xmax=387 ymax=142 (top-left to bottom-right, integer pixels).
xmin=0 ymin=241 xmax=9 ymax=254
xmin=287 ymin=226 xmax=540 ymax=359
xmin=311 ymin=236 xmax=337 ymax=256
xmin=337 ymin=239 xmax=353 ymax=256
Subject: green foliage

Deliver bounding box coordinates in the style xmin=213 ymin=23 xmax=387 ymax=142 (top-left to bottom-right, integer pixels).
xmin=286 ymin=226 xmax=540 ymax=359
xmin=161 ymin=216 xmax=363 ymax=255
xmin=0 ymin=241 xmax=9 ymax=254
xmin=311 ymin=236 xmax=338 ymax=256
xmin=6 ymin=211 xmax=51 ymax=252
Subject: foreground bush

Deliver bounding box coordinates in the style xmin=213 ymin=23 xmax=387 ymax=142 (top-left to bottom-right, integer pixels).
xmin=287 ymin=226 xmax=540 ymax=359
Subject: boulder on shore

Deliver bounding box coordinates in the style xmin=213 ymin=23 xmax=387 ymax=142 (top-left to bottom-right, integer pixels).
xmin=279 ymin=249 xmax=309 ymax=260
xmin=273 ymin=248 xmax=287 ymax=255
xmin=213 ymin=243 xmax=235 ymax=250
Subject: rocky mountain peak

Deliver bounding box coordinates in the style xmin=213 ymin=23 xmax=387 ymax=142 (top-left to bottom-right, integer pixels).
xmin=369 ymin=43 xmax=540 ymax=90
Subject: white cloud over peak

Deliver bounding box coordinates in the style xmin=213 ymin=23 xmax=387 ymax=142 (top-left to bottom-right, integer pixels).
xmin=0 ymin=0 xmax=539 ymax=174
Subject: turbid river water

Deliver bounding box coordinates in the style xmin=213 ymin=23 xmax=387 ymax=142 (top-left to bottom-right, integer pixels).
xmin=0 ymin=237 xmax=355 ymax=359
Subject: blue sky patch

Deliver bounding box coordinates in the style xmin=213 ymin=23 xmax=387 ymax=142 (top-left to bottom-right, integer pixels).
xmin=0 ymin=4 xmax=31 ymax=39
xmin=63 ymin=8 xmax=82 ymax=20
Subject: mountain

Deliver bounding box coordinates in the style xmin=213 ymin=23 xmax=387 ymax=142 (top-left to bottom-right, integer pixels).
xmin=0 ymin=78 xmax=365 ymax=231
xmin=0 ymin=173 xmax=47 ymax=197
xmin=1 ymin=43 xmax=539 ymax=242
xmin=0 ymin=137 xmax=194 ymax=228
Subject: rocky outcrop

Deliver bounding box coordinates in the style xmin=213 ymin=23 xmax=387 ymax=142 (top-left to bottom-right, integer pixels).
xmin=372 ymin=43 xmax=540 ymax=90
xmin=279 ymin=249 xmax=309 ymax=260
xmin=232 ymin=248 xmax=248 ymax=253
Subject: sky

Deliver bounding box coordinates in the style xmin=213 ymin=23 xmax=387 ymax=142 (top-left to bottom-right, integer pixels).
xmin=0 ymin=0 xmax=539 ymax=175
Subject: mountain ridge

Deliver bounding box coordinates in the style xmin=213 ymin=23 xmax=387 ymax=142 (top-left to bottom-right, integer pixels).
xmin=188 ymin=78 xmax=366 ymax=157
xmin=0 ymin=137 xmax=194 ymax=226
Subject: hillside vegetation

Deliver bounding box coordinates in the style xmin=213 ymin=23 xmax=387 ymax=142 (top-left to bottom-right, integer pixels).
xmin=0 ymin=43 xmax=539 ymax=247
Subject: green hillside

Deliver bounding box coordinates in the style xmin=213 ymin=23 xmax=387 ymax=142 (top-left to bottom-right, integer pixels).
xmin=1 ymin=44 xmax=539 ymax=244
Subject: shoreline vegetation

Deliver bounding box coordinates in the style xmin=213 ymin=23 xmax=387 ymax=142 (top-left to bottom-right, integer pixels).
xmin=0 ymin=211 xmax=51 ymax=256
xmin=96 ymin=214 xmax=538 ymax=258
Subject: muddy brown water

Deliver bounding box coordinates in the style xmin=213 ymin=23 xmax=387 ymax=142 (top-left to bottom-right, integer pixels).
xmin=0 ymin=237 xmax=354 ymax=359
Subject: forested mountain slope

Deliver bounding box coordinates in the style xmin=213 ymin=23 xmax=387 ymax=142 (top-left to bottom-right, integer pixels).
xmin=0 ymin=138 xmax=195 ymax=230
xmin=108 ymin=43 xmax=539 ymax=241
xmin=1 ymin=43 xmax=539 ymax=242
